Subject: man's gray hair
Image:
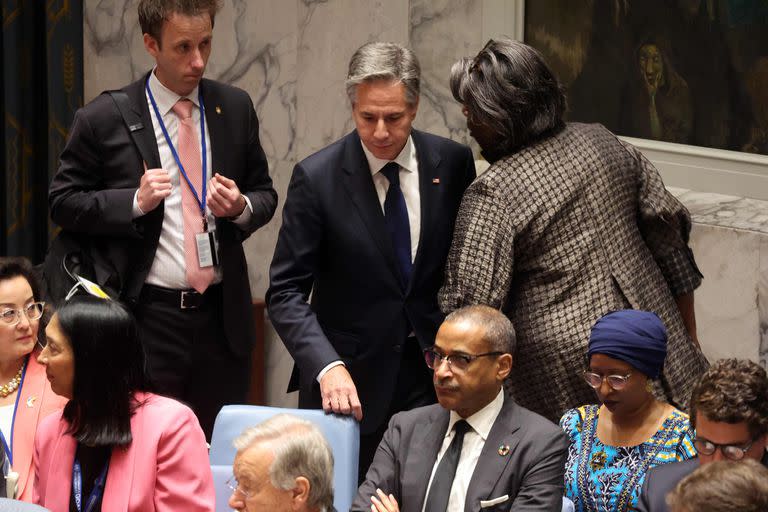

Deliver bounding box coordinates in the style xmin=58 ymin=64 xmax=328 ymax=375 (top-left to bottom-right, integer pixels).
xmin=345 ymin=42 xmax=421 ymax=106
xmin=444 ymin=305 xmax=516 ymax=354
xmin=234 ymin=414 xmax=334 ymax=511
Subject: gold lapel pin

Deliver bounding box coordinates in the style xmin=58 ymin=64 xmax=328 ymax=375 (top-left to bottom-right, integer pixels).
xmin=215 ymin=106 xmax=222 ymax=114
xmin=26 ymin=396 xmax=37 ymax=408
xmin=432 ymin=178 xmax=440 ymax=184
xmin=498 ymin=444 xmax=510 ymax=456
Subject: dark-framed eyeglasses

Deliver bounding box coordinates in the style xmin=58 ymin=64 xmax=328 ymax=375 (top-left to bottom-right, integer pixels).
xmin=226 ymin=476 xmax=252 ymax=499
xmin=582 ymin=370 xmax=633 ymax=390
xmin=693 ymin=436 xmax=759 ymax=461
xmin=423 ymin=347 xmax=504 ymax=372
xmin=0 ymin=302 xmax=45 ymax=326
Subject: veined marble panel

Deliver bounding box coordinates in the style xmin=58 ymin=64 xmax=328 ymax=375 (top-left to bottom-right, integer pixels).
xmin=759 ymin=237 xmax=768 ymax=368
xmin=409 ymin=0 xmax=483 ymax=148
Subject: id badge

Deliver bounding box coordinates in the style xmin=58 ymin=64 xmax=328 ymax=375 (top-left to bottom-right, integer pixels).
xmin=195 ymin=228 xmax=219 ymax=268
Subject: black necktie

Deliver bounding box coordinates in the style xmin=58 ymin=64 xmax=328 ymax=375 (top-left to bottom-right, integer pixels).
xmin=380 ymin=162 xmax=412 ymax=288
xmin=424 ymin=420 xmax=471 ymax=512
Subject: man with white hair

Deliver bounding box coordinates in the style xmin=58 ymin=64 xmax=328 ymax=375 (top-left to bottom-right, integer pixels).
xmin=228 ymin=414 xmax=335 ymax=512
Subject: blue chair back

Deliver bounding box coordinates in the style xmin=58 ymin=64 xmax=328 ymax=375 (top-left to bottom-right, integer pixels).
xmin=0 ymin=499 xmax=51 ymax=511
xmin=562 ymin=496 xmax=575 ymax=512
xmin=209 ymin=405 xmax=360 ymax=512
xmin=211 ymin=464 xmax=233 ymax=511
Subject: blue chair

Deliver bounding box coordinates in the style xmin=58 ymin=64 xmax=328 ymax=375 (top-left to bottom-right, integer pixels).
xmin=562 ymin=496 xmax=575 ymax=512
xmin=211 ymin=464 xmax=233 ymax=511
xmin=0 ymin=499 xmax=51 ymax=511
xmin=209 ymin=405 xmax=360 ymax=512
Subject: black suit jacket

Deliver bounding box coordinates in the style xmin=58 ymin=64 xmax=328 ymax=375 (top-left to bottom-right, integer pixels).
xmin=352 ymin=393 xmax=569 ymax=512
xmin=47 ymin=72 xmax=277 ymax=356
xmin=636 ymin=453 xmax=768 ymax=512
xmin=267 ymin=129 xmax=475 ymax=433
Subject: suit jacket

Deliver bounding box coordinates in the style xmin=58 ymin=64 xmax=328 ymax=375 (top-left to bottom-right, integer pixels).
xmin=33 ymin=392 xmax=214 ymax=512
xmin=636 ymin=453 xmax=768 ymax=512
xmin=267 ymin=129 xmax=475 ymax=433
xmin=440 ymin=123 xmax=709 ymax=421
xmin=352 ymin=392 xmax=569 ymax=512
xmin=12 ymin=354 xmax=67 ymax=502
xmin=46 ymin=72 xmax=277 ymax=356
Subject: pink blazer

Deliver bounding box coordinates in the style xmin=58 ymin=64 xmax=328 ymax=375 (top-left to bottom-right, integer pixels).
xmin=12 ymin=353 xmax=67 ymax=502
xmin=33 ymin=392 xmax=215 ymax=512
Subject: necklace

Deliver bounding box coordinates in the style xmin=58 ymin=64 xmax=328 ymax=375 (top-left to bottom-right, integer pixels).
xmin=0 ymin=365 xmax=23 ymax=398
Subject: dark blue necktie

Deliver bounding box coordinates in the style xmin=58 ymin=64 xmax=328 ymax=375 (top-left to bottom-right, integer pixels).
xmin=380 ymin=162 xmax=412 ymax=288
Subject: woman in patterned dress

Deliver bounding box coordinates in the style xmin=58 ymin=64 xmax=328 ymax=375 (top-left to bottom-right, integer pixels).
xmin=560 ymin=310 xmax=696 ymax=512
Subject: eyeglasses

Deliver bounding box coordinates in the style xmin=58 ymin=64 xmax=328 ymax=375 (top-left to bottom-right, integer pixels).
xmin=693 ymin=436 xmax=759 ymax=461
xmin=226 ymin=476 xmax=252 ymax=499
xmin=582 ymin=371 xmax=633 ymax=390
xmin=423 ymin=347 xmax=504 ymax=372
xmin=0 ymin=302 xmax=45 ymax=326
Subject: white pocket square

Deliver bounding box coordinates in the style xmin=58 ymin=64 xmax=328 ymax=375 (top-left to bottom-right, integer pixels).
xmin=480 ymin=495 xmax=509 ymax=508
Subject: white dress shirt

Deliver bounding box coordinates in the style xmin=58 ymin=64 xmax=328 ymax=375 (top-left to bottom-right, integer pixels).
xmin=133 ymin=70 xmax=252 ymax=289
xmin=316 ymin=135 xmax=421 ymax=382
xmin=422 ymin=389 xmax=505 ymax=512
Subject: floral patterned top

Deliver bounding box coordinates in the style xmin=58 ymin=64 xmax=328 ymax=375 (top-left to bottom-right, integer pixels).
xmin=560 ymin=404 xmax=696 ymax=512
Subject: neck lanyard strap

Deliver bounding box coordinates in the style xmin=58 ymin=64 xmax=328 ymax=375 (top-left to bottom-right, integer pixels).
xmin=0 ymin=358 xmax=28 ymax=468
xmin=73 ymin=458 xmax=109 ymax=512
xmin=145 ymin=76 xmax=208 ymax=217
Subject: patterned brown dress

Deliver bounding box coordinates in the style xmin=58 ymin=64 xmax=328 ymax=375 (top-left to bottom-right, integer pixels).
xmin=440 ymin=123 xmax=709 ymax=421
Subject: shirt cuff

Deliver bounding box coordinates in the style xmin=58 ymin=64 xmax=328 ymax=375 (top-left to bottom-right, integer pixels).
xmin=132 ymin=190 xmax=146 ymax=218
xmin=230 ymin=195 xmax=253 ymax=228
xmin=316 ymin=360 xmax=345 ymax=383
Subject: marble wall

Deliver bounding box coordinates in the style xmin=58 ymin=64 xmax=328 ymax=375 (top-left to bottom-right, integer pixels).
xmin=84 ymin=0 xmax=767 ymax=408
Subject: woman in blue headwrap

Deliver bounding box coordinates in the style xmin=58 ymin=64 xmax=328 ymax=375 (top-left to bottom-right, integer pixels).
xmin=559 ymin=310 xmax=696 ymax=512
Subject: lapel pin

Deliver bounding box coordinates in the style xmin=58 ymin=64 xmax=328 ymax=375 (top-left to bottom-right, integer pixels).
xmin=432 ymin=178 xmax=440 ymax=184
xmin=26 ymin=396 xmax=37 ymax=408
xmin=498 ymin=444 xmax=510 ymax=456
xmin=215 ymin=106 xmax=222 ymax=114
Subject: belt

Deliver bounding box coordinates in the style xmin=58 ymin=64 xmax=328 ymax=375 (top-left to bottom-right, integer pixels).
xmin=139 ymin=284 xmax=220 ymax=310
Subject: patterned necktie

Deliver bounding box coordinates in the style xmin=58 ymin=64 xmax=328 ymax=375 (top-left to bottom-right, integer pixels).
xmin=424 ymin=420 xmax=471 ymax=512
xmin=380 ymin=162 xmax=412 ymax=288
xmin=172 ymin=98 xmax=213 ymax=293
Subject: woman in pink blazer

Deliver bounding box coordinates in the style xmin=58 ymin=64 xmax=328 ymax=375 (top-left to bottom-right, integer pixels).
xmin=34 ymin=296 xmax=215 ymax=512
xmin=0 ymin=258 xmax=67 ymax=501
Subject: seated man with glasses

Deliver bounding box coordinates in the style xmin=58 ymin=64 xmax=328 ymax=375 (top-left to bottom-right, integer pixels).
xmin=636 ymin=358 xmax=768 ymax=512
xmin=353 ymin=305 xmax=568 ymax=512
xmin=560 ymin=310 xmax=696 ymax=512
xmin=228 ymin=413 xmax=335 ymax=512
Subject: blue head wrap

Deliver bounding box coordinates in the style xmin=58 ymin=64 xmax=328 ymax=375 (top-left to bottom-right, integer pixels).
xmin=587 ymin=310 xmax=668 ymax=379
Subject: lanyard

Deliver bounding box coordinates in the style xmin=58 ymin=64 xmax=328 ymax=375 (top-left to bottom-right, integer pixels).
xmin=0 ymin=359 xmax=28 ymax=468
xmin=145 ymin=76 xmax=208 ymax=221
xmin=73 ymin=458 xmax=109 ymax=512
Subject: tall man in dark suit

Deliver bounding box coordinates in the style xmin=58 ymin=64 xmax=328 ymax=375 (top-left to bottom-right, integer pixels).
xmin=636 ymin=359 xmax=768 ymax=512
xmin=46 ymin=0 xmax=276 ymax=438
xmin=267 ymin=42 xmax=476 ymax=478
xmin=353 ymin=305 xmax=568 ymax=512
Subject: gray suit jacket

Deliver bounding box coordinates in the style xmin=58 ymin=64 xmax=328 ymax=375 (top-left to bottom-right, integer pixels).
xmin=352 ymin=393 xmax=568 ymax=512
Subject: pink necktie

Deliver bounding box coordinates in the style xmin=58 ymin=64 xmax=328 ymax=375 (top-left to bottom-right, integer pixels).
xmin=172 ymin=98 xmax=214 ymax=293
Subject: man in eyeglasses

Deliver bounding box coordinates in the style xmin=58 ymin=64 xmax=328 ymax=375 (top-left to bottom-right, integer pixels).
xmin=352 ymin=305 xmax=568 ymax=512
xmin=637 ymin=358 xmax=768 ymax=512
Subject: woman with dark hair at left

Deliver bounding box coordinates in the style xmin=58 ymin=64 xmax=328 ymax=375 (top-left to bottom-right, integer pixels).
xmin=0 ymin=257 xmax=66 ymax=500
xmin=35 ymin=296 xmax=214 ymax=511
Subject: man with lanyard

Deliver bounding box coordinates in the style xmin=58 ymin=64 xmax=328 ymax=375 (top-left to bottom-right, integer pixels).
xmin=47 ymin=0 xmax=276 ymax=439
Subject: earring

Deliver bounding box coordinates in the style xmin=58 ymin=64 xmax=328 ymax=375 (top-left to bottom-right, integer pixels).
xmin=646 ymin=380 xmax=654 ymax=393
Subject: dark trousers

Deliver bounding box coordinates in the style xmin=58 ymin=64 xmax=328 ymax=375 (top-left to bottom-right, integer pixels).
xmin=134 ymin=285 xmax=249 ymax=440
xmin=358 ymin=337 xmax=436 ymax=482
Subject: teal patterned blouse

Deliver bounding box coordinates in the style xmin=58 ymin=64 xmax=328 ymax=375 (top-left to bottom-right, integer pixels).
xmin=560 ymin=404 xmax=696 ymax=512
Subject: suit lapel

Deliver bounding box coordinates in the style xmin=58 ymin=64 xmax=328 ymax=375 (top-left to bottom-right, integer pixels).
xmin=14 ymin=358 xmax=45 ymax=498
xmin=340 ymin=132 xmax=401 ymax=279
xmin=200 ymin=79 xmax=226 ymax=179
xmin=409 ymin=130 xmax=442 ymax=293
xmin=124 ymin=73 xmax=162 ymax=170
xmin=464 ymin=395 xmax=521 ymax=512
xmin=102 ymin=399 xmax=141 ymax=510
xmin=402 ymin=408 xmax=450 ymax=512
xmin=44 ymin=420 xmax=77 ymax=507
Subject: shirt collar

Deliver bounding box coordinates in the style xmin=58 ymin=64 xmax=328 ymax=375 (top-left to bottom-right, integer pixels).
xmin=447 ymin=388 xmax=505 ymax=441
xmin=147 ymin=68 xmax=201 ymax=116
xmin=362 ymin=135 xmax=416 ymax=176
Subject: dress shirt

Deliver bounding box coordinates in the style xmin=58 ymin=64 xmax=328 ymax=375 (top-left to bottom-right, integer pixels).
xmin=316 ymin=136 xmax=421 ymax=383
xmin=132 ymin=70 xmax=253 ymax=289
xmin=422 ymin=389 xmax=505 ymax=512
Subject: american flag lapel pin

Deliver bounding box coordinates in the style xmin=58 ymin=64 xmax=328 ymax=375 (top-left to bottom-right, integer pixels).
xmin=432 ymin=178 xmax=440 ymax=184
xmin=27 ymin=396 xmax=37 ymax=408
xmin=215 ymin=106 xmax=222 ymax=114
